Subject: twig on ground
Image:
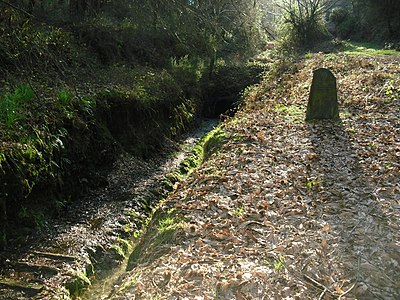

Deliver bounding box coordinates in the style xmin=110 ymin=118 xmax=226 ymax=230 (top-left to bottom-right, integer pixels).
xmin=338 ymin=251 xmax=361 ymax=299
xmin=338 ymin=282 xmax=356 ymax=300
xmin=318 ymin=287 xmax=328 ymax=300
xmin=303 ymin=274 xmax=336 ymax=296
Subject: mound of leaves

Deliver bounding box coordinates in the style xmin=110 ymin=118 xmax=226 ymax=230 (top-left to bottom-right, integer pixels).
xmin=106 ymin=53 xmax=399 ymax=299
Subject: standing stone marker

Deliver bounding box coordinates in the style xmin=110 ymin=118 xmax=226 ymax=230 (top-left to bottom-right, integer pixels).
xmin=306 ymin=68 xmax=339 ymax=121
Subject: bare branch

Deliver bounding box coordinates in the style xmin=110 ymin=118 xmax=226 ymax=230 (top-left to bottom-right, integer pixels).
xmin=0 ymin=0 xmax=34 ymax=18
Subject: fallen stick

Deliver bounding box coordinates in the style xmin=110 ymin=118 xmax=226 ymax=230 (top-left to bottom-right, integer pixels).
xmin=338 ymin=282 xmax=356 ymax=300
xmin=318 ymin=287 xmax=328 ymax=300
xmin=303 ymin=274 xmax=336 ymax=296
xmin=0 ymin=278 xmax=43 ymax=295
xmin=31 ymin=251 xmax=77 ymax=262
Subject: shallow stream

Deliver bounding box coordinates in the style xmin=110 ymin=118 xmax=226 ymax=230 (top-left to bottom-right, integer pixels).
xmin=81 ymin=118 xmax=219 ymax=300
xmin=0 ymin=119 xmax=218 ymax=300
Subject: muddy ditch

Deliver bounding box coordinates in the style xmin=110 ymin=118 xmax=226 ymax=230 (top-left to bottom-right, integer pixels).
xmin=0 ymin=117 xmax=223 ymax=299
xmin=0 ymin=56 xmax=265 ymax=299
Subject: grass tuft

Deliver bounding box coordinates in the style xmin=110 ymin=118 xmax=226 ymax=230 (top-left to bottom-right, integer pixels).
xmin=343 ymin=41 xmax=400 ymax=56
xmin=0 ymin=85 xmax=34 ymax=128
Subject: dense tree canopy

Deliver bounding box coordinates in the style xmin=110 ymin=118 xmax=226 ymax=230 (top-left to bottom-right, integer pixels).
xmin=328 ymin=0 xmax=400 ymax=40
xmin=1 ymin=0 xmax=265 ymax=62
xmin=357 ymin=0 xmax=400 ymax=39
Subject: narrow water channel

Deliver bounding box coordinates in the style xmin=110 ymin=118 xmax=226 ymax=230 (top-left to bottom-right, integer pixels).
xmin=0 ymin=119 xmax=219 ymax=300
xmin=81 ymin=118 xmax=218 ymax=300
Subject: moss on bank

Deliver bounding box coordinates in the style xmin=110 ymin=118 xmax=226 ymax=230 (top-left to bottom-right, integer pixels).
xmin=126 ymin=125 xmax=226 ymax=272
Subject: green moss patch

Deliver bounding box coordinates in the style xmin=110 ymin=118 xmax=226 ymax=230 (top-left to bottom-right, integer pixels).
xmin=126 ymin=125 xmax=226 ymax=271
xmin=126 ymin=208 xmax=183 ymax=271
xmin=65 ymin=270 xmax=91 ymax=298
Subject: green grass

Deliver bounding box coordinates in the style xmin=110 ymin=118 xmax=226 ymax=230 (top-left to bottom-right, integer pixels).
xmin=266 ymin=255 xmax=286 ymax=272
xmin=233 ymin=205 xmax=245 ymax=218
xmin=0 ymin=84 xmax=34 ymax=128
xmin=58 ymin=89 xmax=74 ymax=107
xmin=202 ymin=127 xmax=226 ymax=161
xmin=179 ymin=126 xmax=226 ymax=175
xmin=343 ymin=41 xmax=399 ymax=56
xmin=275 ymin=104 xmax=304 ymax=123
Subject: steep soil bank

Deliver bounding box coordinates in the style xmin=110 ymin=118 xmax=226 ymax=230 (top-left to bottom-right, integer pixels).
xmin=0 ymin=82 xmax=199 ymax=247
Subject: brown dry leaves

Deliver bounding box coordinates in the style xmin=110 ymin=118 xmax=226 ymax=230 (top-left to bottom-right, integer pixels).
xmin=111 ymin=53 xmax=400 ymax=299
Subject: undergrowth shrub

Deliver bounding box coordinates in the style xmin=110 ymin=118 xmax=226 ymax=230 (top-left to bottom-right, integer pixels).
xmin=58 ymin=89 xmax=74 ymax=107
xmin=328 ymin=8 xmax=358 ymax=39
xmin=0 ymin=124 xmax=69 ymax=232
xmin=74 ymin=16 xmax=179 ymax=66
xmin=0 ymin=85 xmax=34 ymax=128
xmin=0 ymin=13 xmax=74 ymax=76
xmin=0 ymin=82 xmax=102 ymax=244
xmin=278 ymin=18 xmax=328 ymax=52
xmin=169 ymin=56 xmax=205 ymax=99
xmin=277 ymin=0 xmax=329 ymax=53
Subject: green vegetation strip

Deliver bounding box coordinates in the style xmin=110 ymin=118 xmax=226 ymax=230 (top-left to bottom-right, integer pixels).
xmin=127 ymin=125 xmax=226 ymax=271
xmin=343 ymin=42 xmax=400 ymax=56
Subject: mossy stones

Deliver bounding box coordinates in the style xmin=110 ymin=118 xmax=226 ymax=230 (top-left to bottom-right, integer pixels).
xmin=306 ymin=68 xmax=339 ymax=121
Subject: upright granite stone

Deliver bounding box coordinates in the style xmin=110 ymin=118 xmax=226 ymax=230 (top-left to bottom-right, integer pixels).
xmin=306 ymin=68 xmax=339 ymax=121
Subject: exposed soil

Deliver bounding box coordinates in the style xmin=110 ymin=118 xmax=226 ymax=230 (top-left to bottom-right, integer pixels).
xmin=0 ymin=119 xmax=218 ymax=299
xmin=97 ymin=53 xmax=400 ymax=299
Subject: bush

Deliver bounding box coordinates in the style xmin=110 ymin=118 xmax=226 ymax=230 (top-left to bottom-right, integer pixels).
xmin=0 ymin=13 xmax=75 ymax=76
xmin=169 ymin=56 xmax=205 ymax=98
xmin=74 ymin=16 xmax=180 ymax=66
xmin=277 ymin=0 xmax=329 ymax=51
xmin=329 ymin=8 xmax=358 ymax=39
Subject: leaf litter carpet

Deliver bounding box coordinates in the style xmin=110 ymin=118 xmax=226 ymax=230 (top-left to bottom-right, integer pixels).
xmin=110 ymin=54 xmax=400 ymax=299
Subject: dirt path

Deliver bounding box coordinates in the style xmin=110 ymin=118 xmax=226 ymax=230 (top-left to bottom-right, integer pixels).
xmin=104 ymin=54 xmax=400 ymax=299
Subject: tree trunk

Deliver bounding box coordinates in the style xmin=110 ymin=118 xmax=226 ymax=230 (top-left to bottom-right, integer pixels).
xmin=385 ymin=0 xmax=394 ymax=38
